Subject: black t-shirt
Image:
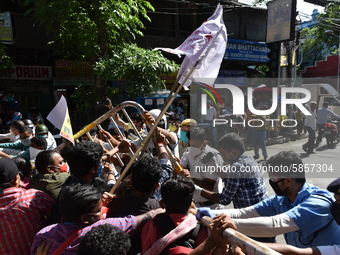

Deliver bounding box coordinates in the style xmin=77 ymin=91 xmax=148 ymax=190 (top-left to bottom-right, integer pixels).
xmin=108 ymin=190 xmax=160 ymax=218
xmin=108 ymin=190 xmax=160 ymax=255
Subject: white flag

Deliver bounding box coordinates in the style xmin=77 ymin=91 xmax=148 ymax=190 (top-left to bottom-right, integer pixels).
xmin=46 ymin=95 xmax=74 ymax=143
xmin=155 ymin=5 xmax=227 ymax=87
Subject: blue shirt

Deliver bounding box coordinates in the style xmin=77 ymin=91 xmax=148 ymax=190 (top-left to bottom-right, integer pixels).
xmin=254 ymin=183 xmax=340 ymax=248
xmin=317 ymin=107 xmax=340 ymax=124
xmin=152 ymin=158 xmax=174 ymax=200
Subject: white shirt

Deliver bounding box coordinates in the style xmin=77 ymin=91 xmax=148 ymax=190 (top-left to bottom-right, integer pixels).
xmin=46 ymin=131 xmax=57 ymax=150
xmin=203 ymin=106 xmax=217 ymax=121
xmin=180 ymin=145 xmax=224 ymax=203
xmin=0 ymin=131 xmax=19 ymax=142
xmin=168 ymin=131 xmax=179 ymax=158
xmin=304 ymin=108 xmax=316 ymax=129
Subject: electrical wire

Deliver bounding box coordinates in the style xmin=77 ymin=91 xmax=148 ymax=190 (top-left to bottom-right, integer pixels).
xmin=317 ymin=21 xmax=340 ymax=31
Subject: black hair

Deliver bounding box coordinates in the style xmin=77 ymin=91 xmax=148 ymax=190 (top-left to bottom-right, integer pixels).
xmin=161 ymin=176 xmax=194 ymax=214
xmin=323 ymin=102 xmax=329 ymax=108
xmin=59 ymin=184 xmax=102 ymax=223
xmin=10 ymin=120 xmax=24 ymax=130
xmin=66 ymin=141 xmax=103 ymax=178
xmin=31 ymin=136 xmax=47 ymax=150
xmin=217 ymin=133 xmax=245 ymax=153
xmin=18 ymin=125 xmax=33 ymax=134
xmin=131 ymin=157 xmax=163 ymax=193
xmin=92 ymin=176 xmax=108 ymax=194
xmin=0 ymin=182 xmax=13 ymax=190
xmin=12 ymin=156 xmax=31 ymax=179
xmin=187 ymin=127 xmax=206 ymax=142
xmin=265 ymin=150 xmax=306 ymax=182
xmin=77 ymin=224 xmax=131 ymax=255
xmin=35 ymin=150 xmax=59 ymax=174
xmin=157 ymin=119 xmax=166 ymax=129
xmin=130 ymin=112 xmax=143 ymax=123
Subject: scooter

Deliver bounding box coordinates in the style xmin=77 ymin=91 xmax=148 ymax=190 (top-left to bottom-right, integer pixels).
xmin=324 ymin=120 xmax=339 ymax=146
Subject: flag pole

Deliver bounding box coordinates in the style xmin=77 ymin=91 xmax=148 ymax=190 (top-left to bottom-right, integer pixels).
xmin=109 ymin=26 xmax=224 ymax=195
xmin=108 ymin=65 xmax=196 ymax=195
xmin=163 ymin=76 xmax=180 ymax=108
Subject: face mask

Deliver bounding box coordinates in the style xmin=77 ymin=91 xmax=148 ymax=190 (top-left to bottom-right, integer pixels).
xmin=331 ymin=202 xmax=340 ymax=225
xmin=169 ymin=124 xmax=177 ymax=132
xmin=269 ymin=179 xmax=289 ymax=196
xmin=59 ymin=163 xmax=69 ymax=173
xmin=29 ymin=147 xmax=43 ymax=160
xmin=21 ymin=137 xmax=32 ymax=146
xmin=101 ymin=206 xmax=108 ymax=220
xmin=180 ymin=130 xmax=188 ymax=144
xmin=50 ymin=163 xmax=69 ymax=173
xmin=10 ymin=129 xmax=14 ymax=136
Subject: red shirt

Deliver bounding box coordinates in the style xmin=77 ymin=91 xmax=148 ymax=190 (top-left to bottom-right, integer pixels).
xmin=0 ymin=187 xmax=55 ymax=255
xmin=141 ymin=213 xmax=209 ymax=255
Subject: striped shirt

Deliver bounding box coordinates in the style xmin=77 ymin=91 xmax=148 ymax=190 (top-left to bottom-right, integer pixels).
xmin=30 ymin=216 xmax=137 ymax=255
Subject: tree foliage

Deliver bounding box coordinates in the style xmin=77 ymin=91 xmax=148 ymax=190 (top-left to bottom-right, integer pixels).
xmin=94 ymin=43 xmax=177 ymax=98
xmin=0 ymin=44 xmax=13 ymax=72
xmin=24 ymin=0 xmax=154 ymax=61
xmin=300 ymin=3 xmax=340 ymax=67
xmin=22 ymin=0 xmax=178 ymax=108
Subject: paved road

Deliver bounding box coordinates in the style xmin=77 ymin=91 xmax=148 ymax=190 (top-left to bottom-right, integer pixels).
xmin=261 ymin=136 xmax=339 ymax=190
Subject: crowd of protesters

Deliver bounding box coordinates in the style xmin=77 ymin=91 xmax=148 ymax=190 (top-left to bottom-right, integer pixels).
xmin=1 ymin=94 xmax=340 ymax=255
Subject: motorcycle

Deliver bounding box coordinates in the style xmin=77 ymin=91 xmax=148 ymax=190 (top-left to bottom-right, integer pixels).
xmin=324 ymin=120 xmax=339 ymax=146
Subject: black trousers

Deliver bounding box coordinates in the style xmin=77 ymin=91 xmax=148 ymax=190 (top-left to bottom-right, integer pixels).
xmin=316 ymin=124 xmax=324 ymax=144
xmin=303 ymin=126 xmax=316 ymax=152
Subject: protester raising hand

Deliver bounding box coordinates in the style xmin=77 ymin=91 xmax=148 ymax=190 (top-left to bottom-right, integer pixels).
xmin=98 ymin=129 xmax=120 ymax=148
xmin=153 ymin=127 xmax=167 ymax=145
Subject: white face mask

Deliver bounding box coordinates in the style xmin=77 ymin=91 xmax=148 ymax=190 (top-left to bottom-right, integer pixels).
xmin=29 ymin=147 xmax=43 ymax=160
xmin=21 ymin=137 xmax=32 ymax=147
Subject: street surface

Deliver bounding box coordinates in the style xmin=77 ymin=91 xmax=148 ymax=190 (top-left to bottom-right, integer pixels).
xmin=260 ymin=136 xmax=339 ymax=190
